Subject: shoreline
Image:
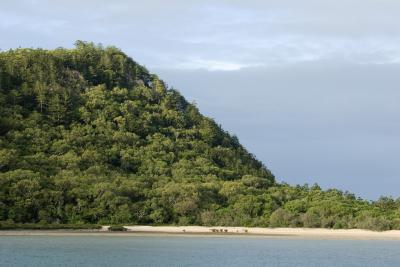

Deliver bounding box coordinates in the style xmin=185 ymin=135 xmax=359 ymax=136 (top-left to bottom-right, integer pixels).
xmin=2 ymin=226 xmax=400 ymax=240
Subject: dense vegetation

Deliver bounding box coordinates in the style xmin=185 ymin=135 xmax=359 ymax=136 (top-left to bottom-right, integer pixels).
xmin=0 ymin=221 xmax=101 ymax=230
xmin=1 ymin=42 xmax=399 ymax=231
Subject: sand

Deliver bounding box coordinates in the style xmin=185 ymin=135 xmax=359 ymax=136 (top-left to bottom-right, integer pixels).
xmin=123 ymin=226 xmax=400 ymax=239
xmin=1 ymin=226 xmax=400 ymax=240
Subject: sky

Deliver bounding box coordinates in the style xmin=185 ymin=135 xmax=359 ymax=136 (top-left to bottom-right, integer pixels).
xmin=1 ymin=0 xmax=400 ymax=199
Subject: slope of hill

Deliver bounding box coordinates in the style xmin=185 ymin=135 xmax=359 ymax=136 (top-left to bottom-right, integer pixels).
xmin=0 ymin=42 xmax=399 ymax=230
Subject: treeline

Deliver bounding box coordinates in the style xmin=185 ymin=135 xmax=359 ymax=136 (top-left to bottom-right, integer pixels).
xmin=0 ymin=221 xmax=101 ymax=230
xmin=0 ymin=42 xmax=399 ymax=231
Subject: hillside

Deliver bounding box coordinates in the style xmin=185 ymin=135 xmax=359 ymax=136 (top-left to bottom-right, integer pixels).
xmin=0 ymin=42 xmax=399 ymax=230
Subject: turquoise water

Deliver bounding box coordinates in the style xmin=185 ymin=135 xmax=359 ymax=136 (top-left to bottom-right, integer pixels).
xmin=1 ymin=236 xmax=400 ymax=266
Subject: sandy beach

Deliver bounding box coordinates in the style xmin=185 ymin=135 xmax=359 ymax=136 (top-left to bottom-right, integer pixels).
xmin=1 ymin=226 xmax=400 ymax=240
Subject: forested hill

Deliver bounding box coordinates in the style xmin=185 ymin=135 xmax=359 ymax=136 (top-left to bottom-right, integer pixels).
xmin=0 ymin=42 xmax=399 ymax=230
xmin=0 ymin=41 xmax=273 ymax=224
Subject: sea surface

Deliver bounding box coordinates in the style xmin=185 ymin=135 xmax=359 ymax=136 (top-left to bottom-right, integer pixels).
xmin=1 ymin=235 xmax=400 ymax=267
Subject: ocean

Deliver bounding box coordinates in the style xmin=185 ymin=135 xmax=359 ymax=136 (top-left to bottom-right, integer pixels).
xmin=1 ymin=235 xmax=400 ymax=266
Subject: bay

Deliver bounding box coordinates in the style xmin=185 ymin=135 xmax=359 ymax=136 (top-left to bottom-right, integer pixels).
xmin=1 ymin=236 xmax=400 ymax=267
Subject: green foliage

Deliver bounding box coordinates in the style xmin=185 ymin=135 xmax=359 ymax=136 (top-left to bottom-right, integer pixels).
xmin=0 ymin=42 xmax=399 ymax=231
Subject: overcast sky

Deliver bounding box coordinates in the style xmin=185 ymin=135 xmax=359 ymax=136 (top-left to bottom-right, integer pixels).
xmin=1 ymin=0 xmax=400 ymax=199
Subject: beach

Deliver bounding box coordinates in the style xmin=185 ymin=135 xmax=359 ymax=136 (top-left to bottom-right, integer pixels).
xmin=2 ymin=226 xmax=400 ymax=240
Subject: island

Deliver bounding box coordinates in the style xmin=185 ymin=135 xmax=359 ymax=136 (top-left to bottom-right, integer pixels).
xmin=1 ymin=41 xmax=399 ymax=233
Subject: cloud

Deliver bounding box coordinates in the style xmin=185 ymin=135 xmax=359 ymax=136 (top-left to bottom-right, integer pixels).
xmin=171 ymin=59 xmax=262 ymax=71
xmin=2 ymin=0 xmax=400 ymax=69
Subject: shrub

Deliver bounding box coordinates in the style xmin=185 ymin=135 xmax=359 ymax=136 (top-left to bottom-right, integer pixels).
xmin=269 ymin=208 xmax=294 ymax=227
xmin=356 ymin=217 xmax=391 ymax=231
xmin=301 ymin=210 xmax=321 ymax=228
xmin=108 ymin=225 xmax=128 ymax=231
